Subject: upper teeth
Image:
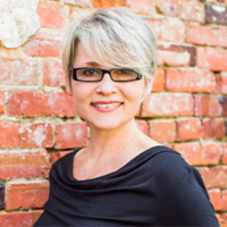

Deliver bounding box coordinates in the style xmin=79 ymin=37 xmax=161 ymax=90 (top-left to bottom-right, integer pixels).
xmin=93 ymin=103 xmax=121 ymax=108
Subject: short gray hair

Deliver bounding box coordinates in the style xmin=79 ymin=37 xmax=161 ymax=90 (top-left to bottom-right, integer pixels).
xmin=62 ymin=7 xmax=157 ymax=88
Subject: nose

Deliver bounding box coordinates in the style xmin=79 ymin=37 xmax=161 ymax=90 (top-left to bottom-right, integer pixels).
xmin=95 ymin=72 xmax=117 ymax=94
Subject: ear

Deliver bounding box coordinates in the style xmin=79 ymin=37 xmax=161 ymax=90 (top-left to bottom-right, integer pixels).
xmin=144 ymin=77 xmax=154 ymax=95
xmin=141 ymin=77 xmax=154 ymax=103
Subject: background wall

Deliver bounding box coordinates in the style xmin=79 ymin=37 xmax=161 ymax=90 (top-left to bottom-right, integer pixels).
xmin=0 ymin=0 xmax=227 ymax=226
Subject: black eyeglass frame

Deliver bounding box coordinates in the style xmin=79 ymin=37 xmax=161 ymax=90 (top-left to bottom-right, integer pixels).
xmin=70 ymin=67 xmax=143 ymax=82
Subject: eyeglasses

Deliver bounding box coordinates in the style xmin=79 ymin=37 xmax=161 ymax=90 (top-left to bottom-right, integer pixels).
xmin=71 ymin=67 xmax=142 ymax=82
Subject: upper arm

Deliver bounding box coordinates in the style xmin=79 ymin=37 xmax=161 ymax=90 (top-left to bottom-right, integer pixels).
xmin=157 ymin=166 xmax=219 ymax=226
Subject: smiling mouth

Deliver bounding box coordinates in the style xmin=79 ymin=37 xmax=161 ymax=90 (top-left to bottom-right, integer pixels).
xmin=91 ymin=103 xmax=122 ymax=108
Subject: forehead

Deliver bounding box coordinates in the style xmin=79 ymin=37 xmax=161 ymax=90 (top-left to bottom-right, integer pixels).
xmin=74 ymin=42 xmax=102 ymax=68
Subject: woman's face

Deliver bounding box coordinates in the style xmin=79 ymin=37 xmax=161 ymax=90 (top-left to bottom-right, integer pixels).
xmin=71 ymin=42 xmax=149 ymax=131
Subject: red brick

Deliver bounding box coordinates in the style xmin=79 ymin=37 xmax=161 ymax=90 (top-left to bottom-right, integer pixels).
xmin=197 ymin=47 xmax=227 ymax=71
xmin=149 ymin=120 xmax=176 ymax=142
xmin=37 ymin=2 xmax=64 ymax=29
xmin=187 ymin=24 xmax=227 ymax=48
xmin=194 ymin=95 xmax=223 ymax=117
xmin=93 ymin=0 xmax=125 ymax=9
xmin=23 ymin=30 xmax=62 ymax=57
xmin=145 ymin=18 xmax=185 ymax=42
xmin=0 ymin=59 xmax=38 ymax=86
xmin=221 ymin=214 xmax=227 ymax=227
xmin=223 ymin=97 xmax=227 ymax=117
xmin=125 ymin=0 xmax=153 ymax=14
xmin=0 ymin=90 xmax=4 ymax=114
xmin=19 ymin=123 xmax=53 ymax=149
xmin=223 ymin=144 xmax=227 ymax=164
xmin=205 ymin=4 xmax=227 ymax=26
xmin=56 ymin=122 xmax=88 ymax=149
xmin=0 ymin=122 xmax=18 ymax=148
xmin=216 ymin=73 xmax=227 ymax=95
xmin=156 ymin=0 xmax=179 ymax=16
xmin=142 ymin=93 xmax=194 ymax=117
xmin=201 ymin=143 xmax=222 ymax=165
xmin=152 ymin=69 xmax=165 ymax=92
xmin=0 ymin=150 xmax=51 ymax=179
xmin=177 ymin=118 xmax=201 ymax=141
xmin=5 ymin=181 xmax=49 ymax=210
xmin=66 ymin=0 xmax=92 ymax=7
xmin=43 ymin=60 xmax=65 ymax=87
xmin=174 ymin=143 xmax=221 ymax=165
xmin=180 ymin=0 xmax=204 ymax=23
xmin=0 ymin=212 xmax=33 ymax=227
xmin=202 ymin=119 xmax=225 ymax=139
xmin=7 ymin=91 xmax=77 ymax=117
xmin=209 ymin=189 xmax=223 ymax=211
xmin=198 ymin=166 xmax=227 ymax=189
xmin=136 ymin=120 xmax=149 ymax=136
xmin=222 ymin=190 xmax=227 ymax=211
xmin=174 ymin=143 xmax=202 ymax=165
xmin=158 ymin=45 xmax=196 ymax=67
xmin=166 ymin=69 xmax=216 ymax=92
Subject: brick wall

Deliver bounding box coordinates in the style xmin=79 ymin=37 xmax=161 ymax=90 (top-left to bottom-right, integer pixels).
xmin=0 ymin=0 xmax=227 ymax=226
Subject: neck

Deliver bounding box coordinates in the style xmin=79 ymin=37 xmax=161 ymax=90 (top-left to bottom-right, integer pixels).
xmin=86 ymin=119 xmax=139 ymax=159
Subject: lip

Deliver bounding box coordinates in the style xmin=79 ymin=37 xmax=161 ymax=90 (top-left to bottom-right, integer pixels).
xmin=91 ymin=101 xmax=123 ymax=112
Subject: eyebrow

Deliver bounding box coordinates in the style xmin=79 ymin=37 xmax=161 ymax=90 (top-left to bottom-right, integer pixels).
xmin=81 ymin=61 xmax=101 ymax=67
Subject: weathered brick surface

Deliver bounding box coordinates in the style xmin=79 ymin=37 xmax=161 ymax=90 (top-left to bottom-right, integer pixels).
xmin=0 ymin=150 xmax=51 ymax=179
xmin=194 ymin=95 xmax=223 ymax=117
xmin=180 ymin=0 xmax=204 ymax=23
xmin=177 ymin=118 xmax=201 ymax=141
xmin=0 ymin=212 xmax=33 ymax=227
xmin=202 ymin=119 xmax=225 ymax=140
xmin=0 ymin=90 xmax=4 ymax=114
xmin=65 ymin=0 xmax=92 ymax=7
xmin=19 ymin=123 xmax=54 ymax=149
xmin=166 ymin=69 xmax=216 ymax=92
xmin=145 ymin=18 xmax=185 ymax=42
xmin=142 ymin=93 xmax=194 ymax=117
xmin=216 ymin=73 xmax=227 ymax=95
xmin=56 ymin=122 xmax=88 ymax=149
xmin=156 ymin=0 xmax=179 ymax=17
xmin=0 ymin=122 xmax=18 ymax=149
xmin=24 ymin=30 xmax=62 ymax=57
xmin=152 ymin=69 xmax=165 ymax=92
xmin=208 ymin=189 xmax=223 ymax=211
xmin=93 ymin=0 xmax=125 ymax=9
xmin=205 ymin=4 xmax=227 ymax=26
xmin=125 ymin=0 xmax=153 ymax=14
xmin=197 ymin=47 xmax=227 ymax=71
xmin=149 ymin=120 xmax=176 ymax=142
xmin=223 ymin=144 xmax=227 ymax=164
xmin=43 ymin=60 xmax=66 ymax=87
xmin=158 ymin=45 xmax=196 ymax=67
xmin=174 ymin=143 xmax=222 ymax=166
xmin=37 ymin=2 xmax=64 ymax=29
xmin=187 ymin=24 xmax=227 ymax=48
xmin=7 ymin=91 xmax=77 ymax=117
xmin=0 ymin=59 xmax=38 ymax=86
xmin=5 ymin=181 xmax=49 ymax=210
xmin=198 ymin=166 xmax=227 ymax=189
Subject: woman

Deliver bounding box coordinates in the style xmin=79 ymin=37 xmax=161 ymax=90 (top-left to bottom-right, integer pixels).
xmin=34 ymin=7 xmax=219 ymax=226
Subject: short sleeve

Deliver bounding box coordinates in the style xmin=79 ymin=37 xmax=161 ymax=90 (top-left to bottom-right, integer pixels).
xmin=157 ymin=166 xmax=220 ymax=226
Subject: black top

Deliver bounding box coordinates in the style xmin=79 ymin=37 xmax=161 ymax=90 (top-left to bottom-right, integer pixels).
xmin=34 ymin=146 xmax=219 ymax=227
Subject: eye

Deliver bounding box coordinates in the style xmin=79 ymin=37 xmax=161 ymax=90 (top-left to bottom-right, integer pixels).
xmin=83 ymin=68 xmax=96 ymax=76
xmin=117 ymin=69 xmax=130 ymax=74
